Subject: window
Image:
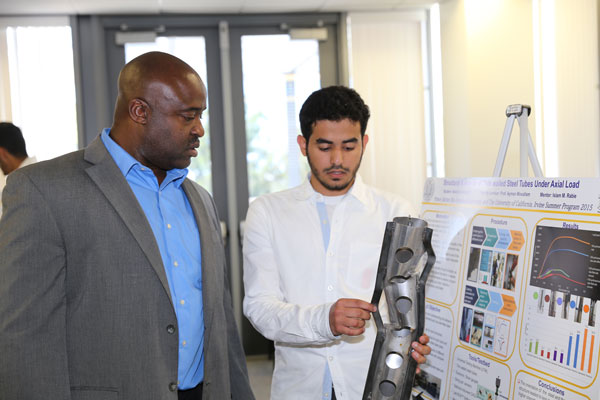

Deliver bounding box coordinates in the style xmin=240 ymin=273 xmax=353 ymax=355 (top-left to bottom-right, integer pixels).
xmin=0 ymin=17 xmax=78 ymax=164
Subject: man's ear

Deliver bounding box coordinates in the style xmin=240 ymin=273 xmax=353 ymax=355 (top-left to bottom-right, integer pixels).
xmin=362 ymin=134 xmax=369 ymax=150
xmin=297 ymin=135 xmax=308 ymax=156
xmin=129 ymin=98 xmax=149 ymax=124
xmin=0 ymin=147 xmax=14 ymax=174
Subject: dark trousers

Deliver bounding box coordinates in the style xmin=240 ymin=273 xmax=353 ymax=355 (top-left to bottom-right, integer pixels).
xmin=332 ymin=386 xmax=337 ymax=400
xmin=178 ymin=382 xmax=203 ymax=400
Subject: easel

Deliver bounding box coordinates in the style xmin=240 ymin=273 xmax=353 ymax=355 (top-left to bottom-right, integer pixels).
xmin=492 ymin=105 xmax=541 ymax=400
xmin=492 ymin=104 xmax=544 ymax=177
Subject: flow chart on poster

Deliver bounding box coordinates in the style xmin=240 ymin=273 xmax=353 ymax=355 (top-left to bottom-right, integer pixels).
xmin=413 ymin=177 xmax=600 ymax=400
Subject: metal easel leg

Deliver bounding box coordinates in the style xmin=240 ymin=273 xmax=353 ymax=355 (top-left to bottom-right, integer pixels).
xmin=493 ymin=114 xmax=517 ymax=177
xmin=493 ymin=104 xmax=544 ymax=178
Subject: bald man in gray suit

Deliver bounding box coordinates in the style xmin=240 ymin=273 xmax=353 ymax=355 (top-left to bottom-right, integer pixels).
xmin=0 ymin=52 xmax=254 ymax=400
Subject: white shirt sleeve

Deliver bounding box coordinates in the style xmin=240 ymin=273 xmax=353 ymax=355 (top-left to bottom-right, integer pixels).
xmin=242 ymin=198 xmax=338 ymax=345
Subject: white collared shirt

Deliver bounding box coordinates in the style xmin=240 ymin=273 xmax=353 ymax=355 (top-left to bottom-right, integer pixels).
xmin=18 ymin=156 xmax=37 ymax=169
xmin=242 ymin=176 xmax=415 ymax=399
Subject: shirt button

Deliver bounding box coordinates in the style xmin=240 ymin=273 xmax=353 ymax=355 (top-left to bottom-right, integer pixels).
xmin=182 ymin=340 xmax=187 ymax=346
xmin=167 ymin=223 xmax=172 ymax=229
xmin=329 ymin=356 xmax=334 ymax=361
xmin=327 ymin=285 xmax=333 ymax=291
xmin=173 ymin=261 xmax=178 ymax=267
xmin=169 ymin=382 xmax=177 ymax=391
xmin=180 ymin=299 xmax=185 ymax=305
xmin=328 ymin=251 xmax=334 ymax=257
xmin=166 ymin=325 xmax=176 ymax=334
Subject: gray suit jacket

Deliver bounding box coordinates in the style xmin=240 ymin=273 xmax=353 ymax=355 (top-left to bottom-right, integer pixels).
xmin=0 ymin=136 xmax=255 ymax=400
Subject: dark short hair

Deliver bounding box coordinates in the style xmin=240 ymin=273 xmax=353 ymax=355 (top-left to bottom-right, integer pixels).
xmin=299 ymin=86 xmax=370 ymax=141
xmin=0 ymin=122 xmax=27 ymax=157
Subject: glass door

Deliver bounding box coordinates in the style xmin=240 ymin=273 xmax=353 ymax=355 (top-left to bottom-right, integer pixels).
xmin=240 ymin=34 xmax=320 ymax=201
xmin=228 ymin=23 xmax=339 ymax=354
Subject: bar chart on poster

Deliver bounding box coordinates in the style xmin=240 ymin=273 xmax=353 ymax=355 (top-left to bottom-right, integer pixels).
xmin=414 ymin=178 xmax=600 ymax=400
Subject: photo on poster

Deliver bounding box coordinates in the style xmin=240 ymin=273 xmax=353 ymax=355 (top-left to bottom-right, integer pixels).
xmin=471 ymin=310 xmax=485 ymax=347
xmin=562 ymin=292 xmax=571 ymax=320
xmin=476 ymin=384 xmax=494 ymax=400
xmin=575 ymin=295 xmax=584 ymax=323
xmin=482 ymin=337 xmax=494 ymax=353
xmin=548 ymin=290 xmax=557 ymax=317
xmin=503 ymin=253 xmax=518 ymax=291
xmin=589 ymin=299 xmax=597 ymax=327
xmin=479 ymin=250 xmax=492 ymax=285
xmin=467 ymin=247 xmax=481 ymax=282
xmin=493 ymin=317 xmax=511 ymax=357
xmin=551 ymin=291 xmax=564 ymax=319
xmin=460 ymin=306 xmax=474 ymax=343
xmin=414 ymin=369 xmax=442 ymax=400
xmin=536 ymin=288 xmax=546 ymax=314
xmin=490 ymin=251 xmax=505 ymax=288
xmin=483 ymin=314 xmax=496 ymax=352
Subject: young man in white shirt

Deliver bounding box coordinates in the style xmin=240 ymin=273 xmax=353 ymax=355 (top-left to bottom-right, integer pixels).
xmin=243 ymin=86 xmax=431 ymax=400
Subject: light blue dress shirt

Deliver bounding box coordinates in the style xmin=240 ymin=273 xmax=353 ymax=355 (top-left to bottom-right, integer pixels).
xmin=316 ymin=201 xmax=334 ymax=400
xmin=101 ymin=129 xmax=204 ymax=390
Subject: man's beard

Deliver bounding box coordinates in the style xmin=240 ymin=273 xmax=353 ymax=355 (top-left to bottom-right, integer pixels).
xmin=306 ymin=149 xmax=363 ymax=193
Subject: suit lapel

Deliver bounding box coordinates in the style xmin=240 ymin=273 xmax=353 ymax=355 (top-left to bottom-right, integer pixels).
xmin=182 ymin=180 xmax=217 ymax=337
xmin=84 ymin=136 xmax=174 ymax=307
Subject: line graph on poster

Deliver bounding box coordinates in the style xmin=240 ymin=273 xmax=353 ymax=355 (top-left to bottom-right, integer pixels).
xmin=529 ymin=225 xmax=600 ymax=300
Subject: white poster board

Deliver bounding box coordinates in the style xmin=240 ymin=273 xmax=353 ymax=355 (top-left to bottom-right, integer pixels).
xmin=415 ymin=177 xmax=600 ymax=400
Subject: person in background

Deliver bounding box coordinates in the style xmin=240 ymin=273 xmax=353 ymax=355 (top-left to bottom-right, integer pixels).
xmin=0 ymin=52 xmax=254 ymax=400
xmin=0 ymin=122 xmax=36 ymax=214
xmin=243 ymin=86 xmax=431 ymax=400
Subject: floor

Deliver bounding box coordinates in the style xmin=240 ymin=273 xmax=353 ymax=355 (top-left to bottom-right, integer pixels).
xmin=246 ymin=354 xmax=274 ymax=400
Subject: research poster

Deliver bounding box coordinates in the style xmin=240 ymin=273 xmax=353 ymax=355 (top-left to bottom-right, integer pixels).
xmin=414 ymin=177 xmax=600 ymax=400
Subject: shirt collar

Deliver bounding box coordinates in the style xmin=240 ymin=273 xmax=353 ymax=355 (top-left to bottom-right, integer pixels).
xmin=100 ymin=128 xmax=188 ymax=187
xmin=294 ymin=173 xmax=372 ymax=208
xmin=18 ymin=156 xmax=37 ymax=169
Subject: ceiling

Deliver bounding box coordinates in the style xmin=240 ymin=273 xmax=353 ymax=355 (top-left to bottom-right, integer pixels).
xmin=0 ymin=0 xmax=438 ymax=15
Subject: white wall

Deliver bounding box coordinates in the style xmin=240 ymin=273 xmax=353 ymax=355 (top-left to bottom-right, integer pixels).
xmin=440 ymin=0 xmax=536 ymax=177
xmin=439 ymin=0 xmax=599 ymax=178
xmin=553 ymin=0 xmax=600 ymax=177
xmin=349 ymin=11 xmax=428 ymax=209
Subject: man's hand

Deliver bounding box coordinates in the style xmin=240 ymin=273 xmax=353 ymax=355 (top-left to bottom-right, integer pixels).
xmin=329 ymin=298 xmax=377 ymax=336
xmin=411 ymin=334 xmax=431 ymax=373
